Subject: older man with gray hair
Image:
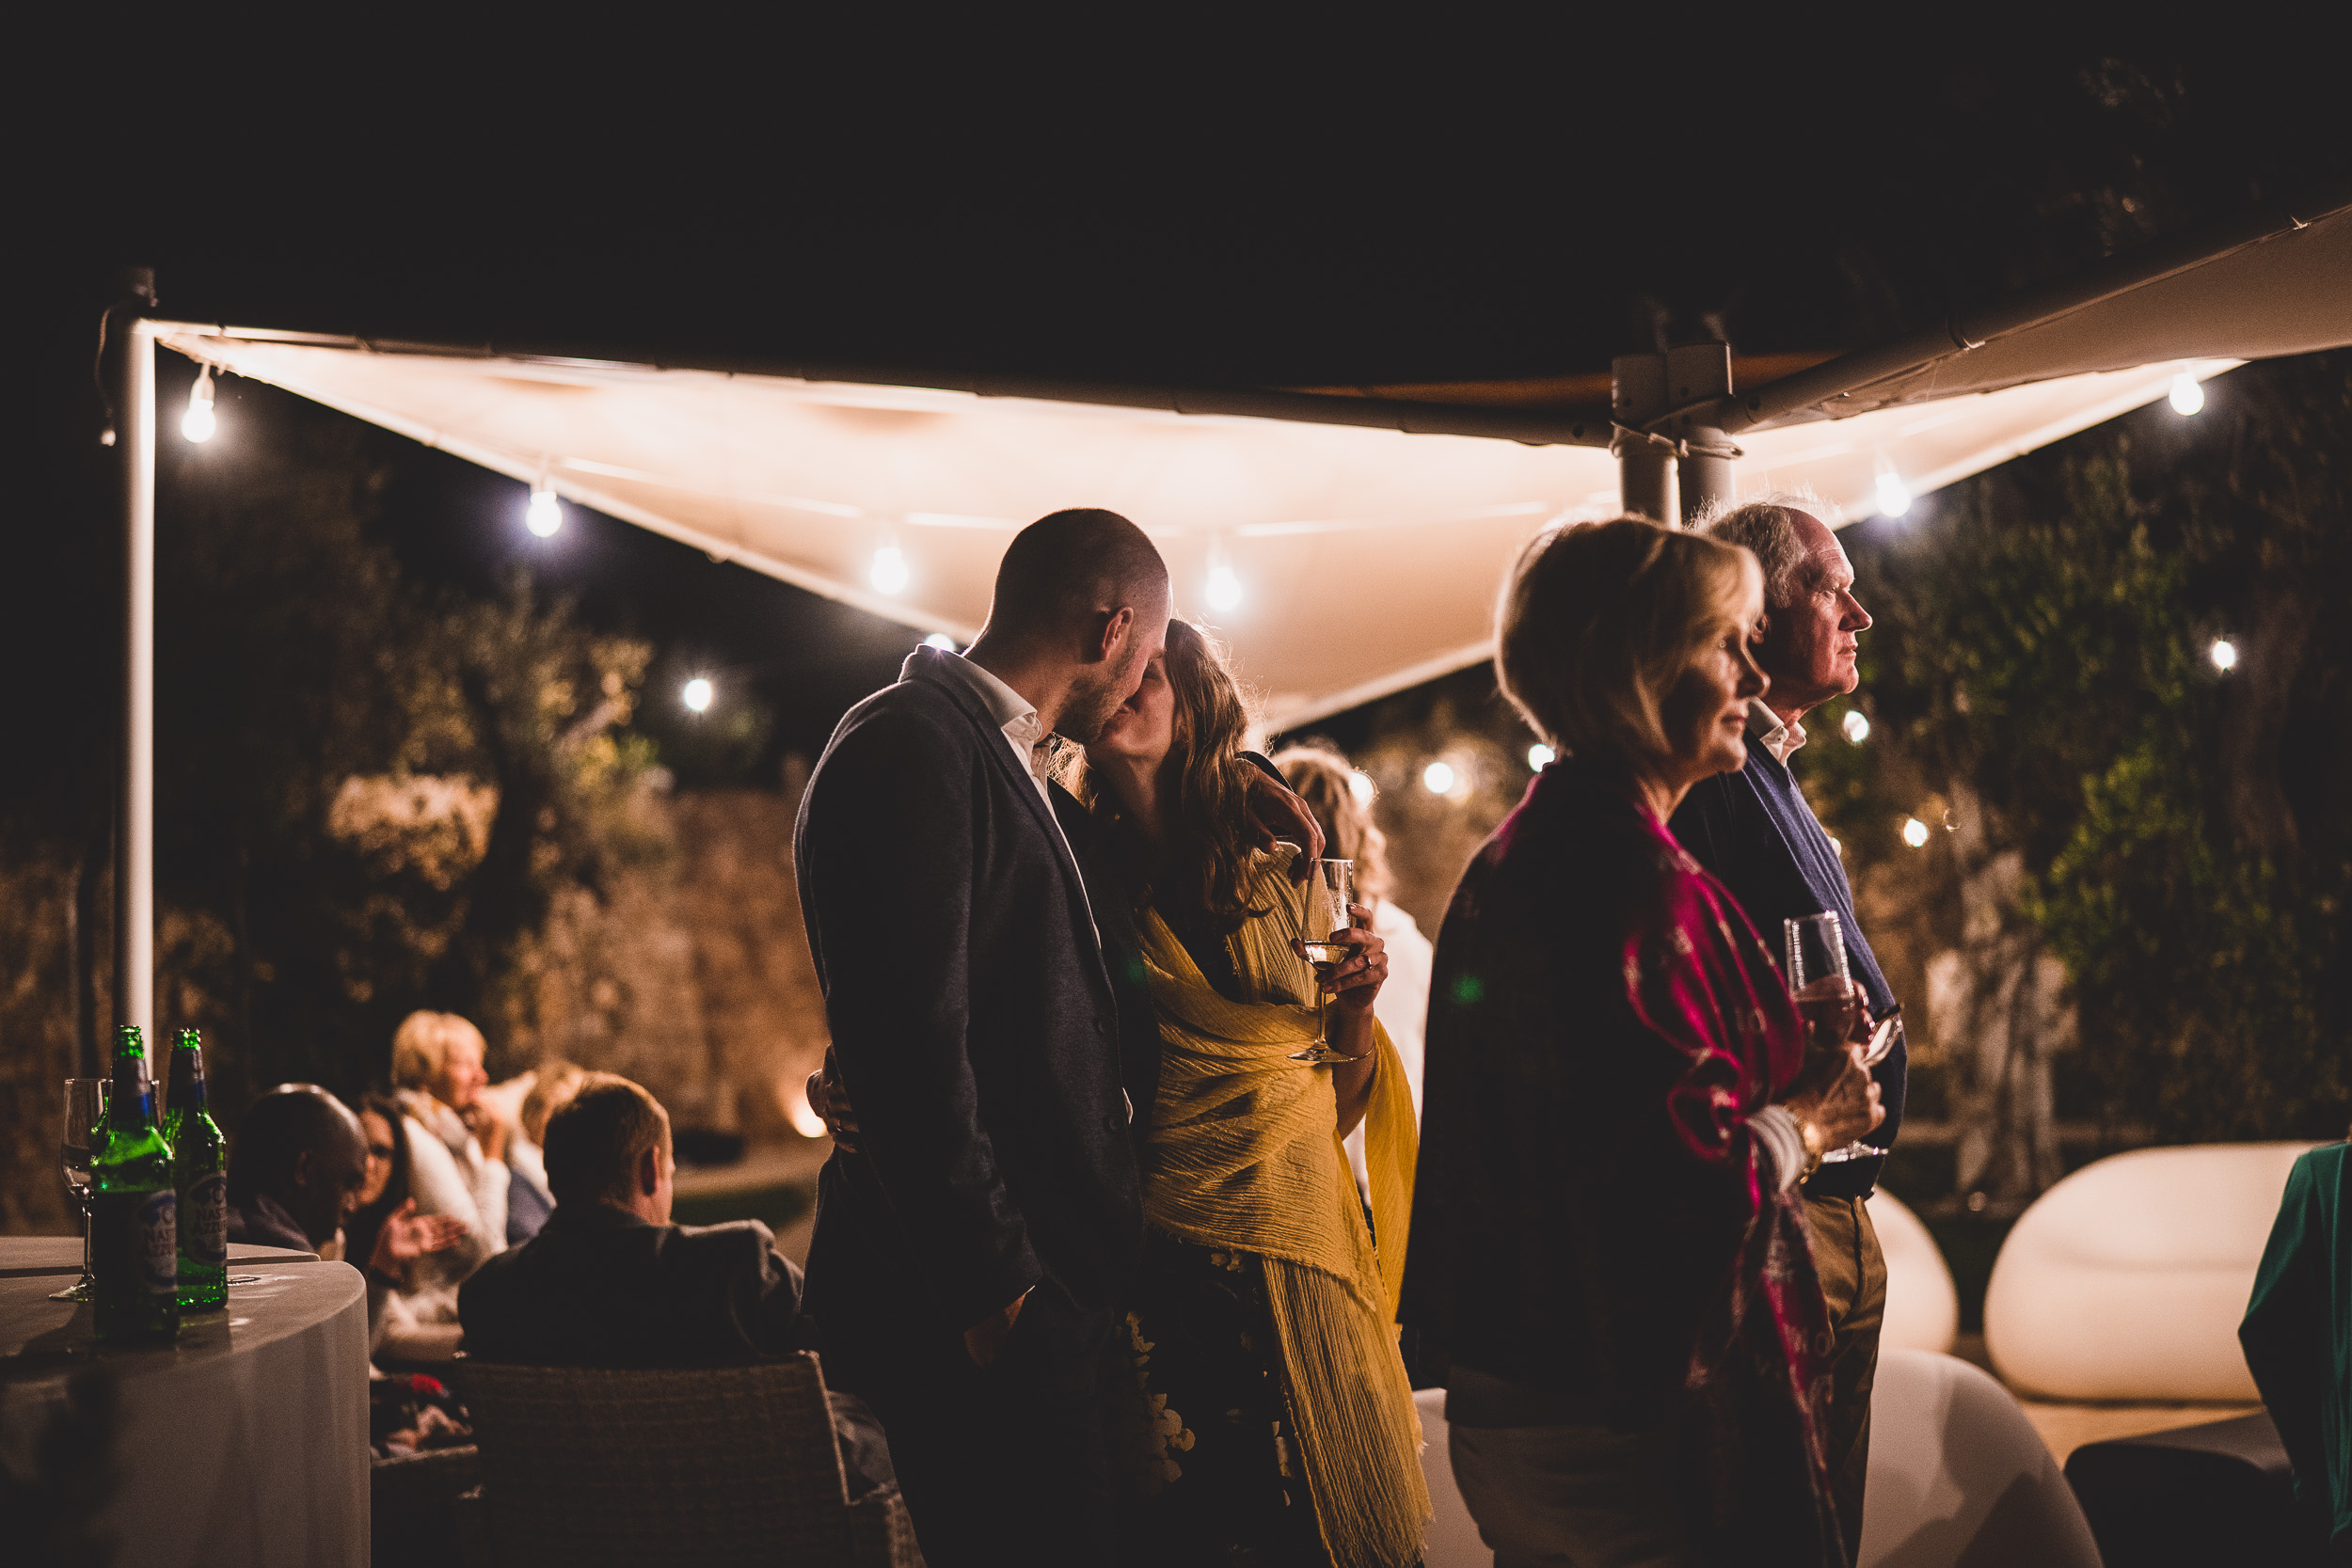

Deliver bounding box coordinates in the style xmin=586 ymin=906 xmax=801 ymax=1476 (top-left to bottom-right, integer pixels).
xmin=1671 ymin=494 xmax=1904 ymax=1564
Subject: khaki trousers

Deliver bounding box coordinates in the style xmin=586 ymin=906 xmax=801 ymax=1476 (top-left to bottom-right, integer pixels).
xmin=1804 ymin=1194 xmax=1887 ymax=1567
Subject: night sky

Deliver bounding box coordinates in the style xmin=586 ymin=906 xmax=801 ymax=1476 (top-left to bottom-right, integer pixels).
xmin=16 ymin=29 xmax=2348 ymax=795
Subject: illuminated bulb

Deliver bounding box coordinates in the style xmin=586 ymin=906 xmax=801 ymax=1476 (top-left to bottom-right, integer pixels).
xmin=1528 ymin=743 xmax=1556 ymax=769
xmin=182 ymin=366 xmax=216 ymax=443
xmin=924 ymin=633 xmax=957 ymax=651
xmin=682 ymin=677 xmax=713 ymax=713
xmin=2169 ymin=373 xmax=2204 ymax=417
xmin=1346 ymin=770 xmax=1376 ymax=806
xmin=1875 ymin=471 xmax=1912 ymax=518
xmin=1841 ymin=710 xmax=1870 ymax=744
xmin=870 ymin=546 xmax=910 ymax=594
xmin=525 ymin=485 xmax=564 ymax=537
xmin=1901 ymin=816 xmax=1931 ymax=848
xmin=1205 ymin=564 xmax=1243 ymax=613
xmin=2209 ymin=638 xmax=2237 ymax=672
xmin=1422 ymin=761 xmax=1456 ymax=795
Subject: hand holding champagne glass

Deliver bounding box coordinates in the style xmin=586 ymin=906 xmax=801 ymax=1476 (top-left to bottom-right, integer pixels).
xmin=1290 ymin=859 xmax=1374 ymax=1065
xmin=1784 ymin=913 xmax=1889 ymax=1162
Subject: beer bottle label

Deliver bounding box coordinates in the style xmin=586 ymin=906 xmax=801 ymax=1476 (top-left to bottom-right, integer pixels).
xmin=139 ymin=1191 xmax=178 ymax=1295
xmin=186 ymin=1174 xmax=229 ymax=1267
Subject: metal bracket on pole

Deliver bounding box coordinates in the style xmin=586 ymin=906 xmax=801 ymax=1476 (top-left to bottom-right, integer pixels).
xmin=113 ymin=301 xmax=156 ymax=1065
xmin=1665 ymin=343 xmax=1735 ymax=523
xmin=1611 ymin=353 xmax=1677 ymax=523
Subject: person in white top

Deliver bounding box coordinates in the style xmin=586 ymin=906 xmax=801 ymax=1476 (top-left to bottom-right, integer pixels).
xmin=1273 ymin=743 xmax=1436 ymax=1198
xmin=389 ymin=1010 xmax=512 ymax=1312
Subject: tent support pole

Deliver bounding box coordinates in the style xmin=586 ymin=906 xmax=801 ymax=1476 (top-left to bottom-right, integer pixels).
xmin=116 ymin=318 xmax=155 ymax=1064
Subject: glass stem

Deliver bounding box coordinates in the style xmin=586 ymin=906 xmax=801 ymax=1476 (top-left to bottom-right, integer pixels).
xmin=80 ymin=1198 xmax=94 ymax=1283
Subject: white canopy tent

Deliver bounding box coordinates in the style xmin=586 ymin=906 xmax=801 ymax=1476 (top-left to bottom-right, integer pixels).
xmin=96 ymin=187 xmax=2352 ymax=1048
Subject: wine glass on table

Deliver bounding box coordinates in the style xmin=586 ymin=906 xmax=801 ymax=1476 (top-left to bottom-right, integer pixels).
xmin=1288 ymin=859 xmax=1360 ymax=1065
xmin=1784 ymin=913 xmax=1896 ymax=1164
xmin=51 ymin=1077 xmax=110 ymax=1302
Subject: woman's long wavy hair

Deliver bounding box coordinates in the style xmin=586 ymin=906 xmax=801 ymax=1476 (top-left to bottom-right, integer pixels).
xmin=1071 ymin=619 xmax=1269 ymax=932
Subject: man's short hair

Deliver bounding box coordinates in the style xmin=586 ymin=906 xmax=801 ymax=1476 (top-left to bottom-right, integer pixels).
xmin=227 ymin=1084 xmax=362 ymax=1206
xmin=987 ymin=509 xmax=1168 ymax=633
xmin=389 ymin=1010 xmax=486 ymax=1092
xmin=542 ymin=1074 xmax=672 ymax=1208
xmin=1495 ymin=515 xmax=1755 ymax=766
xmin=1691 ymin=491 xmax=1834 ymax=610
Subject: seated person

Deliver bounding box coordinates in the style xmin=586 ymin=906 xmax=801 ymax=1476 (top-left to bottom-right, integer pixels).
xmin=460 ymin=1074 xmax=896 ymax=1498
xmin=501 ymin=1061 xmax=585 ymax=1245
xmin=345 ymin=1092 xmax=470 ymax=1364
xmin=226 ymin=1083 xmax=372 ymax=1253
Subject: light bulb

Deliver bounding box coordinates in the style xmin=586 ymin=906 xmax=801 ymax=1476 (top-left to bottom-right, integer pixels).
xmin=1422 ymin=761 xmax=1456 ymax=795
xmin=182 ymin=366 xmax=216 ymax=443
xmin=2209 ymin=638 xmax=2237 ymax=672
xmin=1875 ymin=471 xmax=1912 ymax=518
xmin=526 ymin=486 xmax=564 ymax=537
xmin=1528 ymin=743 xmax=1555 ymax=769
xmin=2169 ymin=373 xmax=2204 ymax=417
xmin=1841 ymin=710 xmax=1870 ymax=744
xmin=682 ymin=677 xmax=713 ymax=713
xmin=1346 ymin=770 xmax=1376 ymax=806
xmin=1205 ymin=564 xmax=1243 ymax=613
xmin=870 ymin=546 xmax=910 ymax=594
xmin=1901 ymin=816 xmax=1930 ymax=848
xmin=923 ymin=632 xmax=957 ymax=651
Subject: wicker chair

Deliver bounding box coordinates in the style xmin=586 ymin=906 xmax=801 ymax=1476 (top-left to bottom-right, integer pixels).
xmin=454 ymin=1355 xmax=921 ymax=1568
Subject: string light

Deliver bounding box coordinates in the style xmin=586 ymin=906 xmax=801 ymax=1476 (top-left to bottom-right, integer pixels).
xmin=525 ymin=483 xmax=564 ymax=537
xmin=182 ymin=366 xmax=217 ymax=443
xmin=1528 ymin=743 xmax=1555 ymax=769
xmin=682 ymin=677 xmax=713 ymax=713
xmin=923 ymin=633 xmax=957 ymax=651
xmin=2209 ymin=638 xmax=2237 ymax=672
xmin=2169 ymin=373 xmax=2205 ymax=417
xmin=1841 ymin=710 xmax=1870 ymax=743
xmin=870 ymin=546 xmax=910 ymax=595
xmin=1347 ymin=770 xmax=1376 ymax=805
xmin=1901 ymin=816 xmax=1930 ymax=848
xmin=1204 ymin=537 xmax=1244 ymax=614
xmin=1875 ymin=471 xmax=1912 ymax=518
xmin=1422 ymin=761 xmax=1456 ymax=795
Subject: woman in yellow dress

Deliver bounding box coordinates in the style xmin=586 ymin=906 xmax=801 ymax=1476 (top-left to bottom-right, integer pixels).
xmin=1073 ymin=618 xmax=1429 ymax=1568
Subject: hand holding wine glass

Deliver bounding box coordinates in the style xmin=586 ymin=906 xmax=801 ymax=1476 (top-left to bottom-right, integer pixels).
xmin=1288 ymin=860 xmax=1375 ymax=1065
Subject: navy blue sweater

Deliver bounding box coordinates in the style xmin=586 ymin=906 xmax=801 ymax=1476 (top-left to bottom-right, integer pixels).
xmin=1671 ymin=730 xmax=1904 ymax=1199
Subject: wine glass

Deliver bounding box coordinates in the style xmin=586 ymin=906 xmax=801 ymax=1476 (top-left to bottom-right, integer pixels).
xmin=1818 ymin=1008 xmax=1902 ymax=1164
xmin=1288 ymin=860 xmax=1359 ymax=1065
xmin=1785 ymin=912 xmax=1889 ymax=1164
xmin=51 ymin=1077 xmax=110 ymax=1302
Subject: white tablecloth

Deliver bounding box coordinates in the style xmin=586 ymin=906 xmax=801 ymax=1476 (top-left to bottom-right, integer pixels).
xmin=0 ymin=1239 xmax=368 ymax=1568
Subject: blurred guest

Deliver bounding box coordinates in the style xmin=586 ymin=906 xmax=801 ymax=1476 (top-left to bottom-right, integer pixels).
xmin=1402 ymin=517 xmax=1882 ymax=1567
xmin=460 ymin=1074 xmax=896 ymax=1498
xmin=345 ymin=1093 xmax=470 ymax=1363
xmin=226 ymin=1084 xmax=372 ymax=1253
xmin=1275 ymin=741 xmax=1436 ymax=1196
xmin=2239 ymin=1135 xmax=2350 ymax=1558
xmin=1080 ymin=623 xmax=1427 ymax=1567
xmin=389 ymin=1010 xmax=511 ymax=1294
xmin=1677 ymin=495 xmax=1905 ymax=1560
xmin=499 ymin=1061 xmax=585 ymax=1245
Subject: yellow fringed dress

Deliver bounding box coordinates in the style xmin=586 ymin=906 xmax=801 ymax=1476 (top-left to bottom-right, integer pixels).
xmin=1108 ymin=849 xmax=1430 ymax=1568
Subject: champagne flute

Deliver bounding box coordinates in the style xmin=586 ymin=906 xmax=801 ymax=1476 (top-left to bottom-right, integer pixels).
xmin=51 ymin=1077 xmax=110 ymax=1302
xmin=1785 ymin=913 xmax=1886 ymax=1164
xmin=1289 ymin=859 xmax=1359 ymax=1065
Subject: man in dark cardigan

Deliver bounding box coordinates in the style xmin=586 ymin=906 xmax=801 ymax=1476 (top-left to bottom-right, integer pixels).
xmin=1673 ymin=496 xmax=1904 ymax=1564
xmin=794 ymin=509 xmax=1315 ymax=1567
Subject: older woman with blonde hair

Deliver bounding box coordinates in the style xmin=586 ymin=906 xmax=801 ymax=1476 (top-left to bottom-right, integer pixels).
xmin=389 ymin=1009 xmax=512 ymax=1304
xmin=1078 ymin=619 xmax=1428 ymax=1568
xmin=1399 ymin=516 xmax=1883 ymax=1567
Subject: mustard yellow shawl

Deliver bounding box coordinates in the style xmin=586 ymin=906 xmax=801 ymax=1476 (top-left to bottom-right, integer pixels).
xmin=1137 ymin=850 xmax=1429 ymax=1568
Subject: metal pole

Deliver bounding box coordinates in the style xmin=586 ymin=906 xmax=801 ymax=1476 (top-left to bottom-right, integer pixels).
xmin=1677 ymin=425 xmax=1733 ymax=522
xmin=116 ymin=319 xmax=155 ymax=1067
xmin=1619 ymin=441 xmax=1677 ymax=524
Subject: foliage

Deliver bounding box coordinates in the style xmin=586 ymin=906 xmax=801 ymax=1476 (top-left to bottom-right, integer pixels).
xmin=1811 ymin=352 xmax=2352 ymax=1142
xmin=151 ymin=422 xmax=661 ymax=1105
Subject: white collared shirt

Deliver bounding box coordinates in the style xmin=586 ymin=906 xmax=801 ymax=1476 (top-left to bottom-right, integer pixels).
xmin=1751 ymin=700 xmax=1807 ymax=766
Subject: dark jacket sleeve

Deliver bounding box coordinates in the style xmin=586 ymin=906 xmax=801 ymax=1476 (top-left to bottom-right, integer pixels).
xmin=797 ymin=705 xmax=1041 ymax=1329
xmin=2238 ymin=1150 xmax=2329 ymax=1514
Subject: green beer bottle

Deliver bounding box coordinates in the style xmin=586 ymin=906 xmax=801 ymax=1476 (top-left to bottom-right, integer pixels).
xmin=165 ymin=1028 xmax=229 ymax=1312
xmin=92 ymin=1025 xmax=179 ymax=1342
